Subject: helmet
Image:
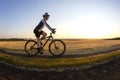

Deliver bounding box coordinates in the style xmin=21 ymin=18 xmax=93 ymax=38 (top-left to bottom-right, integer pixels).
xmin=43 ymin=13 xmax=50 ymax=17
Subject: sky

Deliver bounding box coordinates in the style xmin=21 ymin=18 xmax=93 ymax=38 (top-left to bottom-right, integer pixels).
xmin=0 ymin=0 xmax=120 ymax=39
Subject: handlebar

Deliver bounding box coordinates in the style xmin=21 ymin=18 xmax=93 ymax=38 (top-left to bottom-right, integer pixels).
xmin=52 ymin=28 xmax=56 ymax=34
xmin=50 ymin=29 xmax=56 ymax=36
xmin=46 ymin=29 xmax=56 ymax=38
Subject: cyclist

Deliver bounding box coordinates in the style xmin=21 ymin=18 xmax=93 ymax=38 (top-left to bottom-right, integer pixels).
xmin=34 ymin=13 xmax=55 ymax=53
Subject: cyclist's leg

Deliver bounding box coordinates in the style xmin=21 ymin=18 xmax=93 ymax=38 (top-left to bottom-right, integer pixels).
xmin=36 ymin=37 xmax=44 ymax=54
xmin=41 ymin=31 xmax=47 ymax=41
xmin=36 ymin=37 xmax=41 ymax=48
xmin=34 ymin=30 xmax=43 ymax=53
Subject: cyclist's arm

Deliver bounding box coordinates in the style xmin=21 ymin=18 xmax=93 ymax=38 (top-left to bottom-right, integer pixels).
xmin=42 ymin=19 xmax=53 ymax=31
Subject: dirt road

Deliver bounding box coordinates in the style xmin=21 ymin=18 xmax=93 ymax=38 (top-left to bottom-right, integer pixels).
xmin=0 ymin=54 xmax=120 ymax=80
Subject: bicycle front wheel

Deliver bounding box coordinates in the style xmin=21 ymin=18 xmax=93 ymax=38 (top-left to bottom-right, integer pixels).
xmin=49 ymin=40 xmax=66 ymax=57
xmin=24 ymin=40 xmax=38 ymax=56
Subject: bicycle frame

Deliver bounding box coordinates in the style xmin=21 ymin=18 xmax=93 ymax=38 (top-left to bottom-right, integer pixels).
xmin=42 ymin=33 xmax=54 ymax=48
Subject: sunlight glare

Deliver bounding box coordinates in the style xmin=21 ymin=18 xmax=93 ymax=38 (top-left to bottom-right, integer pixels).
xmin=73 ymin=15 xmax=114 ymax=38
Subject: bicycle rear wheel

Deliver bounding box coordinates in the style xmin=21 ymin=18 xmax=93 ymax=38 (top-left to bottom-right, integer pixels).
xmin=49 ymin=40 xmax=66 ymax=57
xmin=24 ymin=40 xmax=38 ymax=56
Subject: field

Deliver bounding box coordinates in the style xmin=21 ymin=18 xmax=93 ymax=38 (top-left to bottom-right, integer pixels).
xmin=0 ymin=39 xmax=120 ymax=70
xmin=0 ymin=39 xmax=120 ymax=55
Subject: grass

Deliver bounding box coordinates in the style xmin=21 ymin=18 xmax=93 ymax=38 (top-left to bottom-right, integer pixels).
xmin=0 ymin=50 xmax=120 ymax=69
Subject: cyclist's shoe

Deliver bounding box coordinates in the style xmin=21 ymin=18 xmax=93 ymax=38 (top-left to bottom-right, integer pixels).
xmin=37 ymin=47 xmax=44 ymax=55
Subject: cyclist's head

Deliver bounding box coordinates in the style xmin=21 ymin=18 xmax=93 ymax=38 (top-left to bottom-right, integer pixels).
xmin=43 ymin=13 xmax=50 ymax=20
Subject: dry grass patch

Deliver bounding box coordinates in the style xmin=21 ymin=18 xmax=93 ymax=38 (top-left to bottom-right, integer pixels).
xmin=1 ymin=40 xmax=120 ymax=54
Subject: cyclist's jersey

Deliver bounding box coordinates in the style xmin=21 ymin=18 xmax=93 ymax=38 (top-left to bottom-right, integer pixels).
xmin=34 ymin=19 xmax=52 ymax=32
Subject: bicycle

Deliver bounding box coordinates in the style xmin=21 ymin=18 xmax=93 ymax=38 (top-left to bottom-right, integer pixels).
xmin=24 ymin=30 xmax=66 ymax=57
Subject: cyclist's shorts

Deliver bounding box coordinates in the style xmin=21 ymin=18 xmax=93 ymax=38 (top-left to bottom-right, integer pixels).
xmin=34 ymin=30 xmax=44 ymax=37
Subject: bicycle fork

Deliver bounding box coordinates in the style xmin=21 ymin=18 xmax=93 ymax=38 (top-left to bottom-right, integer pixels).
xmin=52 ymin=38 xmax=58 ymax=49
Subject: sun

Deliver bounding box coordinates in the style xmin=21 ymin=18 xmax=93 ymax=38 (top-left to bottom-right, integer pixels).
xmin=78 ymin=25 xmax=113 ymax=39
xmin=74 ymin=15 xmax=114 ymax=39
xmin=79 ymin=26 xmax=108 ymax=38
xmin=58 ymin=15 xmax=116 ymax=39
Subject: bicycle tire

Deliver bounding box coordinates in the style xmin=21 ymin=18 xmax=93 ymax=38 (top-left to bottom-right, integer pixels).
xmin=24 ymin=40 xmax=38 ymax=56
xmin=49 ymin=40 xmax=66 ymax=57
